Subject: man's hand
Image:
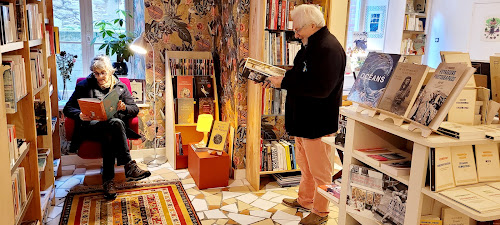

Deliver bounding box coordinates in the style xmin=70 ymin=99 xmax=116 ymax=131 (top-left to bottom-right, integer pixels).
xmin=117 ymin=100 xmax=126 ymax=111
xmin=79 ymin=112 xmax=91 ymax=121
xmin=267 ymin=76 xmax=284 ymax=89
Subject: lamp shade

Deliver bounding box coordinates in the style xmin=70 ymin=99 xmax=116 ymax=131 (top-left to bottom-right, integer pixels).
xmin=196 ymin=114 xmax=214 ymax=132
xmin=129 ymin=32 xmax=148 ymax=55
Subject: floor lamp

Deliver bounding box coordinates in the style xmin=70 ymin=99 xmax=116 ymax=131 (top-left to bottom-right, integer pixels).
xmin=130 ymin=32 xmax=167 ymax=167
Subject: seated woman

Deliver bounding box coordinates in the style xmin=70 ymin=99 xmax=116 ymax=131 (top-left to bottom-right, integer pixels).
xmin=63 ymin=55 xmax=151 ymax=199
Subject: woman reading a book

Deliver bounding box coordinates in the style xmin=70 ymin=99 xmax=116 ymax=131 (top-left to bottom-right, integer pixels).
xmin=63 ymin=55 xmax=151 ymax=199
xmin=262 ymin=5 xmax=346 ymax=225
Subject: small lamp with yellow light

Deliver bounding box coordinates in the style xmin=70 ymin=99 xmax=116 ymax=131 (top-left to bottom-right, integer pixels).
xmin=195 ymin=114 xmax=214 ymax=148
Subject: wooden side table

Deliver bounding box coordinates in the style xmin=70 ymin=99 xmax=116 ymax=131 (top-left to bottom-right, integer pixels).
xmin=187 ymin=143 xmax=230 ymax=189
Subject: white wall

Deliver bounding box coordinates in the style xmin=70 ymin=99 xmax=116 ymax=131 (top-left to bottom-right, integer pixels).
xmin=425 ymin=0 xmax=500 ymax=68
xmin=383 ymin=0 xmax=406 ymax=54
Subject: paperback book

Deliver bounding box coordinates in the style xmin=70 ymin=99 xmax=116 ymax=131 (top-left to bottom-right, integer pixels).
xmin=242 ymin=58 xmax=286 ymax=83
xmin=347 ymin=52 xmax=401 ymax=107
xmin=77 ymin=88 xmax=119 ymax=121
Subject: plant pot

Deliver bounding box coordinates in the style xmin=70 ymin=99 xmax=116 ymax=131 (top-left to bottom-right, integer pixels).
xmin=113 ymin=62 xmax=128 ymax=76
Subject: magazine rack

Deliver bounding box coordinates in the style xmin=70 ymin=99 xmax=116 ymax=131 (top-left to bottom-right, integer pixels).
xmin=323 ymin=107 xmax=500 ymax=225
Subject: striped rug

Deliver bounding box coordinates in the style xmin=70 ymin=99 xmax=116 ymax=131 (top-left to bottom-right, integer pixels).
xmin=60 ymin=180 xmax=200 ymax=225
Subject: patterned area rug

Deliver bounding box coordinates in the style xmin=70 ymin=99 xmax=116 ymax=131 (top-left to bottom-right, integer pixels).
xmin=60 ymin=180 xmax=200 ymax=225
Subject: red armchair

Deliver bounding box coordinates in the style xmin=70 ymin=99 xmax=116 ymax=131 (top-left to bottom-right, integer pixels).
xmin=64 ymin=77 xmax=140 ymax=159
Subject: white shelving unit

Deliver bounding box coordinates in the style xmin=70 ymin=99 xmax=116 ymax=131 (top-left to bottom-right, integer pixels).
xmin=329 ymin=107 xmax=500 ymax=225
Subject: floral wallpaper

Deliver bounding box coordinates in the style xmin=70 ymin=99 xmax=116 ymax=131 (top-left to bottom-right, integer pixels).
xmin=138 ymin=0 xmax=249 ymax=169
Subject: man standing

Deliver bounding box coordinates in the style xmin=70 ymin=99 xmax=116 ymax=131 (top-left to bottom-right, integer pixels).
xmin=264 ymin=4 xmax=346 ymax=225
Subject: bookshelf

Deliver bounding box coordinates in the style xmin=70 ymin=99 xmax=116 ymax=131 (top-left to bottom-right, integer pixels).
xmin=400 ymin=0 xmax=432 ymax=64
xmin=247 ymin=0 xmax=337 ymax=190
xmin=328 ymin=108 xmax=500 ymax=225
xmin=0 ymin=0 xmax=59 ymax=223
xmin=164 ymin=51 xmax=220 ymax=169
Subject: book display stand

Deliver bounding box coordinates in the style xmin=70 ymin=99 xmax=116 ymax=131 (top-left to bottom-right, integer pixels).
xmin=378 ymin=110 xmax=405 ymax=126
xmin=322 ymin=107 xmax=500 ymax=225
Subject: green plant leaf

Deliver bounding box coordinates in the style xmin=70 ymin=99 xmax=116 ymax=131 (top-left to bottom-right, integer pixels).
xmin=99 ymin=44 xmax=106 ymax=50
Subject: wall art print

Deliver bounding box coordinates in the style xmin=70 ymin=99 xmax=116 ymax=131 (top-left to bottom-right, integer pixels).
xmin=364 ymin=5 xmax=387 ymax=39
xmin=482 ymin=16 xmax=500 ymax=42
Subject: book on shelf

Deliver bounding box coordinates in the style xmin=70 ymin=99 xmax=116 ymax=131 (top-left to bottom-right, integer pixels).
xmin=377 ymin=63 xmax=430 ymax=117
xmin=207 ymin=120 xmax=230 ymax=151
xmin=447 ymin=88 xmax=477 ymax=125
xmin=175 ymin=132 xmax=183 ymax=155
xmin=451 ymin=145 xmax=478 ymax=186
xmin=176 ymin=98 xmax=194 ymax=124
xmin=37 ymin=155 xmax=47 ymax=172
xmin=168 ymin=58 xmax=213 ymax=76
xmin=380 ymin=160 xmax=411 ymax=177
xmin=488 ymin=182 xmax=500 ymax=190
xmin=420 ymin=215 xmax=442 ymax=225
xmin=465 ymin=185 xmax=500 ymax=205
xmin=34 ymin=100 xmax=47 ymax=135
xmin=429 ymin=147 xmax=456 ymax=192
xmin=408 ymin=63 xmax=475 ymax=130
xmin=77 ymin=87 xmax=119 ymax=121
xmin=439 ymin=188 xmax=500 ymax=213
xmin=194 ymin=76 xmax=214 ymax=98
xmin=335 ymin=114 xmax=347 ymax=147
xmin=318 ymin=183 xmax=341 ymax=201
xmin=441 ymin=207 xmax=476 ymax=225
xmin=347 ymin=52 xmax=402 ymax=107
xmin=242 ymin=57 xmax=286 ymax=83
xmin=474 ymin=144 xmax=500 ymax=182
xmin=176 ymin=75 xmax=193 ymax=98
xmin=2 ymin=64 xmax=16 ymax=113
xmin=355 ymin=148 xmax=411 ymax=167
xmin=436 ymin=122 xmax=485 ymax=140
xmin=198 ymin=97 xmax=215 ymax=118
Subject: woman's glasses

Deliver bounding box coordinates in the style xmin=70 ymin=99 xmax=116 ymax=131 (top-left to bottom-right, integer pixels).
xmin=93 ymin=71 xmax=107 ymax=77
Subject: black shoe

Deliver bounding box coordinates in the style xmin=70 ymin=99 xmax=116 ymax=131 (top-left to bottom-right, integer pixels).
xmin=125 ymin=160 xmax=151 ymax=181
xmin=103 ymin=180 xmax=117 ymax=199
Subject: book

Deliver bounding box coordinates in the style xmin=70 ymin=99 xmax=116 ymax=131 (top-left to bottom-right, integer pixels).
xmin=488 ymin=182 xmax=500 ymax=190
xmin=440 ymin=52 xmax=475 ymax=87
xmin=465 ymin=185 xmax=500 ymax=204
xmin=177 ymin=75 xmax=193 ymax=98
xmin=198 ymin=97 xmax=215 ymax=117
xmin=408 ymin=63 xmax=475 ymax=129
xmin=377 ymin=63 xmax=429 ymax=117
xmin=242 ymin=57 xmax=286 ymax=83
xmin=474 ymin=144 xmax=500 ymax=182
xmin=436 ymin=122 xmax=485 ymax=140
xmin=441 ymin=207 xmax=476 ymax=225
xmin=347 ymin=52 xmax=401 ymax=107
xmin=440 ymin=188 xmax=500 ymax=213
xmin=208 ymin=120 xmax=230 ymax=151
xmin=34 ymin=100 xmax=47 ymax=135
xmin=420 ymin=215 xmax=442 ymax=225
xmin=447 ymin=88 xmax=477 ymax=125
xmin=77 ymin=88 xmax=119 ymax=121
xmin=451 ymin=145 xmax=478 ymax=186
xmin=194 ymin=76 xmax=214 ymax=98
xmin=429 ymin=147 xmax=455 ymax=192
xmin=381 ymin=160 xmax=411 ymax=176
xmin=318 ymin=184 xmax=341 ymax=202
xmin=176 ymin=98 xmax=194 ymax=124
xmin=2 ymin=64 xmax=16 ymax=113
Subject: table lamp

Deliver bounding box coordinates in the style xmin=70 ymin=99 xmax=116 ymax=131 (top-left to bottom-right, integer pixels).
xmin=196 ymin=114 xmax=214 ymax=148
xmin=130 ymin=32 xmax=167 ymax=167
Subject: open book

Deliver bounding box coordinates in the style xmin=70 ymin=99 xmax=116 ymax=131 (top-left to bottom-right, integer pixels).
xmin=242 ymin=58 xmax=286 ymax=83
xmin=78 ymin=88 xmax=119 ymax=121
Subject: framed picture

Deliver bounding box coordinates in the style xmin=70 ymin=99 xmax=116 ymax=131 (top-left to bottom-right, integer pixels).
xmin=129 ymin=79 xmax=146 ymax=104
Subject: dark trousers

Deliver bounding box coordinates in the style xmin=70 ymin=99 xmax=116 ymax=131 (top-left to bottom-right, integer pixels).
xmin=82 ymin=118 xmax=132 ymax=181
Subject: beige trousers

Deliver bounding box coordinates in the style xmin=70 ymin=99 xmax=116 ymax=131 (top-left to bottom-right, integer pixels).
xmin=295 ymin=134 xmax=333 ymax=217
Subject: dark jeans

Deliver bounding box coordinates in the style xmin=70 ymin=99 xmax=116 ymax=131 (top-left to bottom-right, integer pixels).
xmin=82 ymin=118 xmax=132 ymax=181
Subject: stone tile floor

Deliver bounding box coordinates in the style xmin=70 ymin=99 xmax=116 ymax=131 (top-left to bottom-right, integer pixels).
xmin=45 ymin=160 xmax=339 ymax=225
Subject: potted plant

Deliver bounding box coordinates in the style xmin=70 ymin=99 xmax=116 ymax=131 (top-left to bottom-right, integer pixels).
xmin=92 ymin=10 xmax=135 ymax=75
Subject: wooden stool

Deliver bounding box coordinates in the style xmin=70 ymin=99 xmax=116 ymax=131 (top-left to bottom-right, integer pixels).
xmin=188 ymin=143 xmax=230 ymax=189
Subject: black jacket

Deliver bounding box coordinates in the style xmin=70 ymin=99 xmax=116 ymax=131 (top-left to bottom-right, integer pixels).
xmin=63 ymin=74 xmax=140 ymax=151
xmin=281 ymin=26 xmax=346 ymax=139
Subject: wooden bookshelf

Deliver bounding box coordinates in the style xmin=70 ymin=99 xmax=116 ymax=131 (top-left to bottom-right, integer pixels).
xmin=316 ymin=186 xmax=339 ymax=207
xmin=0 ymin=0 xmax=59 ymax=223
xmin=336 ymin=107 xmax=500 ymax=225
xmin=164 ymin=51 xmax=220 ymax=169
xmin=400 ymin=0 xmax=433 ymax=63
xmin=247 ymin=0 xmax=344 ymax=190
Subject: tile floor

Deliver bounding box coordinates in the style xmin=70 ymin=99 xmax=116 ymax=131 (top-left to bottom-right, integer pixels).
xmin=44 ymin=160 xmax=340 ymax=225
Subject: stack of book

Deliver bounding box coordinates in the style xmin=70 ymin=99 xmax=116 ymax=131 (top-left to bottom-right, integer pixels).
xmin=261 ymin=88 xmax=286 ymax=115
xmin=260 ymin=139 xmax=297 ymax=172
xmin=2 ymin=55 xmax=28 ymax=114
xmin=265 ymin=0 xmax=294 ymax=31
xmin=11 ymin=167 xmax=27 ymax=219
xmin=272 ymin=171 xmax=301 ymax=187
xmin=7 ymin=124 xmax=28 ymax=167
xmin=353 ymin=147 xmax=412 ymax=176
xmin=439 ymin=182 xmax=500 ymax=214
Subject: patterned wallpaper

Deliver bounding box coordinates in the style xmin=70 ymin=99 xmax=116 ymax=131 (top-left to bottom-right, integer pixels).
xmin=138 ymin=0 xmax=250 ymax=169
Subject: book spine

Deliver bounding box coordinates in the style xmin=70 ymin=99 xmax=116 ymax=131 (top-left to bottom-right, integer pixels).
xmin=430 ymin=148 xmax=436 ymax=191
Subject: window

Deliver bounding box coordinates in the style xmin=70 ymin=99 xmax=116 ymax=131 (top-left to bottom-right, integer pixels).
xmin=54 ymin=0 xmax=134 ymax=100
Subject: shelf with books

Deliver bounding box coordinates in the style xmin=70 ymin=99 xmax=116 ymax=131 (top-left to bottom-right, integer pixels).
xmin=259 ymin=168 xmax=301 ymax=175
xmin=15 ymin=190 xmax=33 ymax=225
xmin=0 ymin=42 xmax=24 ymax=53
xmin=10 ymin=143 xmax=30 ymax=175
xmin=39 ymin=185 xmax=54 ymax=216
xmin=316 ymin=186 xmax=339 ymax=206
xmin=421 ymin=185 xmax=500 ymax=221
xmin=28 ymin=39 xmax=42 ymax=48
xmin=31 ymin=82 xmax=47 ymax=96
xmin=351 ymin=151 xmax=409 ymax=185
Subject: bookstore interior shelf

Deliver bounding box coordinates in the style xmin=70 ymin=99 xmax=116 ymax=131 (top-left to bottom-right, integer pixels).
xmin=421 ymin=186 xmax=500 ymax=221
xmin=351 ymin=151 xmax=410 ymax=185
xmin=15 ymin=191 xmax=34 ymax=225
xmin=259 ymin=169 xmax=301 ymax=175
xmin=32 ymin=82 xmax=47 ymax=97
xmin=340 ymin=107 xmax=495 ymax=148
xmin=321 ymin=136 xmax=344 ymax=151
xmin=40 ymin=185 xmax=54 ymax=216
xmin=346 ymin=208 xmax=382 ymax=225
xmin=28 ymin=39 xmax=43 ymax=47
xmin=11 ymin=143 xmax=30 ymax=175
xmin=0 ymin=42 xmax=24 ymax=53
xmin=316 ymin=186 xmax=339 ymax=206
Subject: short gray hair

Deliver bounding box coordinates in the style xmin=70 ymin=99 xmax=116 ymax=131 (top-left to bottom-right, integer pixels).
xmin=90 ymin=55 xmax=116 ymax=75
xmin=290 ymin=4 xmax=326 ymax=28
